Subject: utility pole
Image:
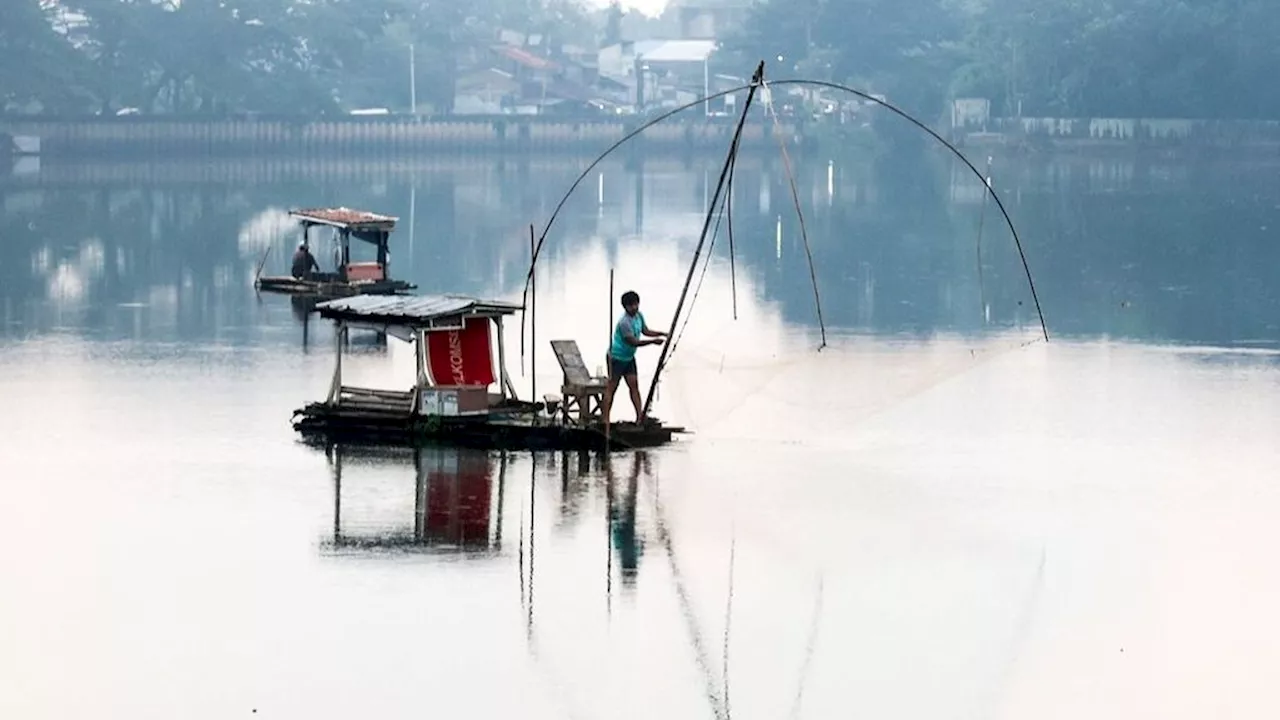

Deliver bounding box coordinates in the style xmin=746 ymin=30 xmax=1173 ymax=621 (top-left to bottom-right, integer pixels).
xmin=703 ymin=56 xmax=709 ymax=116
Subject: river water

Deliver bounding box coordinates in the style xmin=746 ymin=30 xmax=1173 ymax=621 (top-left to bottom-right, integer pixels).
xmin=2 ymin=152 xmax=1279 ymax=718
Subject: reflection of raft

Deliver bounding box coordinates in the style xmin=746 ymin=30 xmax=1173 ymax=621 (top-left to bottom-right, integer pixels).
xmin=290 ymin=294 xmax=686 ymax=452
xmin=256 ymin=274 xmax=414 ymax=297
xmin=254 ymin=207 xmax=416 ymax=300
xmin=325 ymin=445 xmax=505 ymax=553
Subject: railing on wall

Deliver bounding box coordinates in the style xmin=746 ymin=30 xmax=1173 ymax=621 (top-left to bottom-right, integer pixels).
xmin=0 ymin=114 xmax=794 ymax=157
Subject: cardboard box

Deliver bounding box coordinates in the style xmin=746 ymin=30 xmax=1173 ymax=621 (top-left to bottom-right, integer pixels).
xmin=418 ymin=385 xmax=488 ymax=416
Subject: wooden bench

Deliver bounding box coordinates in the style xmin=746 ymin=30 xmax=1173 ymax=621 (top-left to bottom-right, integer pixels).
xmin=550 ymin=340 xmax=607 ymax=426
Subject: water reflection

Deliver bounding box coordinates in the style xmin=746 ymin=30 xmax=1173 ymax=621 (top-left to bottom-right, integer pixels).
xmin=608 ymin=451 xmax=647 ymax=587
xmin=322 ymin=445 xmax=649 ymax=583
xmin=326 ymin=446 xmax=507 ymax=554
xmin=8 ymin=154 xmax=1276 ymax=347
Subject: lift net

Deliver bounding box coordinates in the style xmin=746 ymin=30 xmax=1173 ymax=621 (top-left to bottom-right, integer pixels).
xmin=513 ymin=74 xmax=1048 ymax=445
xmin=644 ymin=151 xmax=1046 ymax=447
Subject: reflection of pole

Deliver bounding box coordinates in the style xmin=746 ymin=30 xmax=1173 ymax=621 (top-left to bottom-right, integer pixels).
xmin=633 ymin=159 xmax=644 ymax=234
xmin=703 ymin=57 xmax=710 ymax=117
xmin=413 ymin=448 xmax=424 ymax=540
xmin=648 ymin=470 xmax=729 ymax=719
xmin=409 ymin=44 xmax=417 ymax=114
xmin=633 ymin=56 xmax=644 ymax=110
xmin=332 ymin=445 xmax=343 ymax=543
xmin=494 ymin=451 xmax=508 ymax=549
xmin=605 ymin=456 xmax=614 ymax=617
xmin=527 ymin=453 xmax=537 ymax=634
xmin=409 ymin=183 xmax=416 ymax=269
xmin=975 ymin=156 xmax=993 ymax=322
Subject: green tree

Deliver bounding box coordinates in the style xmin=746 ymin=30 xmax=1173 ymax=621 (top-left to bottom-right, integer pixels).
xmin=0 ymin=0 xmax=95 ymax=112
xmin=603 ymin=1 xmax=624 ymax=46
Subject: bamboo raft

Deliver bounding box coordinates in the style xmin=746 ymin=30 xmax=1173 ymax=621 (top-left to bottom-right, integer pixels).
xmin=255 ymin=207 xmax=416 ymax=300
xmin=289 ymin=294 xmax=686 ymax=452
xmin=257 ymin=274 xmax=414 ymax=298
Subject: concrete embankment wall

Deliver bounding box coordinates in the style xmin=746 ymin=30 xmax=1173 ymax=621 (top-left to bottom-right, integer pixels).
xmin=0 ymin=115 xmax=796 ymax=158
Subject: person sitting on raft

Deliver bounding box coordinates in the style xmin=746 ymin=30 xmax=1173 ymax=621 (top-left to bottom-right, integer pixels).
xmin=291 ymin=243 xmax=319 ymax=280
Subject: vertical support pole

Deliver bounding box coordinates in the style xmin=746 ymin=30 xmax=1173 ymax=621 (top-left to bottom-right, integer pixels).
xmin=340 ymin=229 xmax=350 ymax=278
xmin=411 ymin=327 xmax=426 ymax=413
xmin=415 ymin=329 xmax=426 ymax=386
xmin=605 ymin=268 xmax=614 ymax=445
xmin=529 ymin=225 xmax=537 ymax=419
xmin=327 ymin=321 xmax=345 ymax=404
xmin=378 ymin=230 xmax=388 ymax=274
xmin=496 ymin=316 xmax=510 ymax=401
xmin=607 ymin=268 xmax=614 ymax=363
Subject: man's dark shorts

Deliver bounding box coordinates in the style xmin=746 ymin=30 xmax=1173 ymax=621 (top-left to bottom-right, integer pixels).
xmin=609 ymin=356 xmax=637 ymax=378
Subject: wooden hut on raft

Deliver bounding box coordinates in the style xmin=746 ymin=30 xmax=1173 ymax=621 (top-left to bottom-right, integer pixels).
xmin=290 ymin=294 xmax=686 ymax=451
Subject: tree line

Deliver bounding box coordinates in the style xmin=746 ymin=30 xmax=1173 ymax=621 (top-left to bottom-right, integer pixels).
xmin=723 ymin=0 xmax=1280 ymax=120
xmin=3 ymin=0 xmax=594 ymax=115
xmin=4 ymin=0 xmax=1278 ymax=119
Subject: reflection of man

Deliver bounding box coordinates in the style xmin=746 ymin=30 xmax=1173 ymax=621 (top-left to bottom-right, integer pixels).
xmin=291 ymin=243 xmax=319 ymax=279
xmin=609 ymin=451 xmax=649 ymax=586
xmin=603 ymin=290 xmax=667 ymax=425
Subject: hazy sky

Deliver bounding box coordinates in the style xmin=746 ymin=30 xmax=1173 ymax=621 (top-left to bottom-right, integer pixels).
xmin=585 ymin=0 xmax=669 ymax=17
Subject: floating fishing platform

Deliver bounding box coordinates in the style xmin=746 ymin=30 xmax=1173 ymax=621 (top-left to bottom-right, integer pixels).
xmin=290 ymin=294 xmax=687 ymax=451
xmin=255 ymin=207 xmax=416 ymax=299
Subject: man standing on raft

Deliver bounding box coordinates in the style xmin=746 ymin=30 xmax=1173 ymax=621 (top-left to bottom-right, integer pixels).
xmin=603 ymin=290 xmax=667 ymax=426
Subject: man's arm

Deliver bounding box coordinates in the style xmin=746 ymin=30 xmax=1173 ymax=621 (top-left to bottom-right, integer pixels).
xmin=620 ymin=320 xmax=660 ymax=346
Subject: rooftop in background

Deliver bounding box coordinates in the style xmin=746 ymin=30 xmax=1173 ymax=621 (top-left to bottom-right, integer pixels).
xmin=638 ymin=39 xmax=718 ymax=63
xmin=493 ymin=44 xmax=558 ymax=72
xmin=289 ymin=208 xmax=398 ymax=230
xmin=317 ymin=295 xmax=524 ymax=328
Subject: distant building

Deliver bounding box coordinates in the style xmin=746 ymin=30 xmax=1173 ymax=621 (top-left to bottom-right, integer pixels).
xmin=454 ymin=36 xmax=627 ymax=115
xmin=598 ymin=39 xmax=718 ymax=109
xmin=952 ymin=98 xmax=991 ymax=132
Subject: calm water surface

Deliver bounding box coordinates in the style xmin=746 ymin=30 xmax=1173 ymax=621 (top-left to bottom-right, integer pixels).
xmin=2 ymin=152 xmax=1280 ymax=718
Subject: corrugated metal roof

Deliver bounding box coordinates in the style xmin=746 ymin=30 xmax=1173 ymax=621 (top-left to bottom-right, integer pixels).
xmin=638 ymin=40 xmax=717 ymax=63
xmin=317 ymin=294 xmax=523 ymax=326
xmin=289 ymin=207 xmax=399 ymax=229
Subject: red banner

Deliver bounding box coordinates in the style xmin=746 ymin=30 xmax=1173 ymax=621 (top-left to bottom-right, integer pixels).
xmin=425 ymin=317 xmax=496 ymax=387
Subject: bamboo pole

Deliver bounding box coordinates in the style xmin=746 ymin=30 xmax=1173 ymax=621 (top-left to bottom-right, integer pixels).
xmin=642 ymin=61 xmax=766 ymax=421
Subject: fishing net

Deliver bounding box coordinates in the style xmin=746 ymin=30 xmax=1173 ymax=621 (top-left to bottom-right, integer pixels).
xmin=506 ymin=74 xmax=1049 ymax=446
xmin=506 ymin=223 xmax=1043 ymax=451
